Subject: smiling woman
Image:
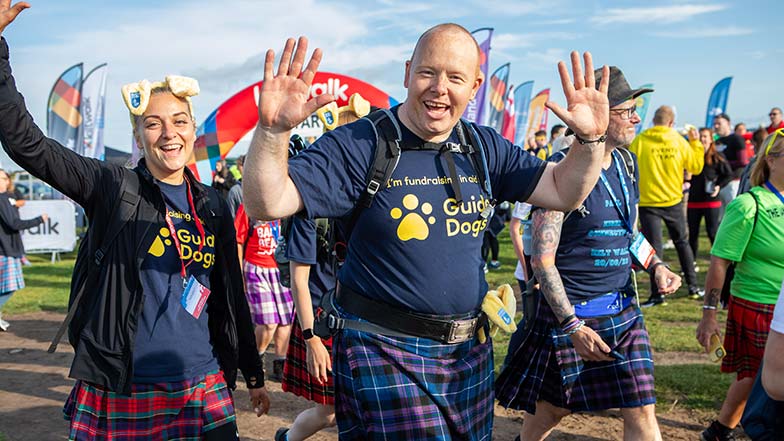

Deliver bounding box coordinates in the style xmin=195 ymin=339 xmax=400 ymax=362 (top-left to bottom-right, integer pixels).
xmin=0 ymin=1 xmax=270 ymax=440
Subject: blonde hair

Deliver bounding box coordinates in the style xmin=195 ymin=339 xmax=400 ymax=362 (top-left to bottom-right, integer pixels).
xmin=750 ymin=133 xmax=784 ymax=187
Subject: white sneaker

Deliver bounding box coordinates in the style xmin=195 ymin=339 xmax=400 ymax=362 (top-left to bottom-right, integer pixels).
xmin=0 ymin=313 xmax=9 ymax=331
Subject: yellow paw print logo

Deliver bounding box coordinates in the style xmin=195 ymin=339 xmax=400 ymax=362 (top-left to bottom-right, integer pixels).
xmin=148 ymin=227 xmax=173 ymax=257
xmin=390 ymin=194 xmax=436 ymax=241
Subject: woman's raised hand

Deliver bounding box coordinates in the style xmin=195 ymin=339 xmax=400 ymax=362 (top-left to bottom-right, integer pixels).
xmin=0 ymin=1 xmax=29 ymax=36
xmin=258 ymin=37 xmax=336 ymax=133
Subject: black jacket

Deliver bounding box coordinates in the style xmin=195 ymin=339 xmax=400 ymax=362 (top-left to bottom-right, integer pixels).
xmin=0 ymin=192 xmax=42 ymax=257
xmin=0 ymin=38 xmax=263 ymax=394
xmin=689 ymin=156 xmax=734 ymax=204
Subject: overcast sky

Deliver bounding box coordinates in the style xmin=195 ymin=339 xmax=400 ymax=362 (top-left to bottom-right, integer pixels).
xmin=2 ymin=0 xmax=782 ymax=161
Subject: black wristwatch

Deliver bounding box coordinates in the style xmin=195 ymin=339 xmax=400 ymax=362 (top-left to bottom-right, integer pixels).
xmin=302 ymin=328 xmax=315 ymax=340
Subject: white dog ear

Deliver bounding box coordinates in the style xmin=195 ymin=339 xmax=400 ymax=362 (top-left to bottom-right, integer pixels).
xmin=121 ymin=80 xmax=152 ymax=116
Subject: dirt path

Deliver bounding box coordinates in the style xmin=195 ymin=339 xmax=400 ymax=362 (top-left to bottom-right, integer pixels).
xmin=0 ymin=312 xmax=740 ymax=440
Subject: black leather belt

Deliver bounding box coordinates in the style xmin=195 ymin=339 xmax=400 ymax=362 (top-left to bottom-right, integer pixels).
xmin=335 ymin=285 xmax=486 ymax=344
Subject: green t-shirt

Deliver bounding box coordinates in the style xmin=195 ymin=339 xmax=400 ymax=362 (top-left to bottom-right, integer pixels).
xmin=711 ymin=185 xmax=784 ymax=305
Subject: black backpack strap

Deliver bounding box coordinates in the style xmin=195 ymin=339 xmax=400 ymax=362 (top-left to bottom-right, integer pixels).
xmin=616 ymin=147 xmax=636 ymax=184
xmin=358 ymin=108 xmax=401 ymax=209
xmin=48 ymin=172 xmax=141 ymax=353
xmin=459 ymin=120 xmax=493 ymax=199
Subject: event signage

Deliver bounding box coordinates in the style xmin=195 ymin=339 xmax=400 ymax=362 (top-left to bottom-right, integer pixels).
xmin=190 ymin=72 xmax=398 ymax=183
xmin=19 ymin=200 xmax=77 ymax=253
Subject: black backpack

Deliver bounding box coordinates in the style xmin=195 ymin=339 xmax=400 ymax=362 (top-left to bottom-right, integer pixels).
xmin=275 ymin=108 xmax=496 ymax=287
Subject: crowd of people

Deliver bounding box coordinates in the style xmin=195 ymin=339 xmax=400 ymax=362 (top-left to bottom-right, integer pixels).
xmin=0 ymin=1 xmax=782 ymax=440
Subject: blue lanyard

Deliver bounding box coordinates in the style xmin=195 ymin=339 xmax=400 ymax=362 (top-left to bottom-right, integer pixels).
xmin=765 ymin=181 xmax=784 ymax=204
xmin=599 ymin=150 xmax=633 ymax=233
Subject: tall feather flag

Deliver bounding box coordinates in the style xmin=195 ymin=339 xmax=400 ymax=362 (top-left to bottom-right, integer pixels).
xmin=513 ymin=81 xmax=534 ymax=146
xmin=634 ymin=83 xmax=654 ymax=134
xmin=79 ymin=63 xmax=108 ymax=159
xmin=705 ymin=77 xmax=732 ymax=128
xmin=500 ymin=85 xmax=515 ymax=142
xmin=47 ymin=63 xmax=84 ymax=151
xmin=462 ymin=27 xmax=493 ymax=123
xmin=524 ymin=89 xmax=550 ymax=144
xmin=485 ymin=63 xmax=510 ymax=132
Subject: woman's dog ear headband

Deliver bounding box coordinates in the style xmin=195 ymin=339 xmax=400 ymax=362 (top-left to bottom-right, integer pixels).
xmin=121 ymin=75 xmax=200 ymax=129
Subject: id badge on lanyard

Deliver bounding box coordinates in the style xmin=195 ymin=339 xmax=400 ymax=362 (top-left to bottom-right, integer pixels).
xmin=629 ymin=232 xmax=655 ymax=269
xmin=163 ymin=177 xmax=211 ymax=317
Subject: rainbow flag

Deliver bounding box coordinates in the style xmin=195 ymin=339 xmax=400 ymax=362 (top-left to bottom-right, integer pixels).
xmin=462 ymin=27 xmax=493 ymax=124
xmin=485 ymin=63 xmax=510 ymax=132
xmin=47 ymin=63 xmax=83 ymax=151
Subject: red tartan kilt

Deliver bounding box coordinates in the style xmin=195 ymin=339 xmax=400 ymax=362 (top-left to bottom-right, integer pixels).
xmin=281 ymin=317 xmax=335 ymax=405
xmin=721 ymin=295 xmax=775 ymax=380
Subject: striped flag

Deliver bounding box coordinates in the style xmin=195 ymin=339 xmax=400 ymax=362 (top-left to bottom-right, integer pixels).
xmin=47 ymin=63 xmax=83 ymax=151
xmin=462 ymin=27 xmax=493 ymax=123
xmin=485 ymin=63 xmax=510 ymax=132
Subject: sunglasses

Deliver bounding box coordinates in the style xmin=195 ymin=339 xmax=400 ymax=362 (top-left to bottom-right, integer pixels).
xmin=765 ymin=128 xmax=784 ymax=156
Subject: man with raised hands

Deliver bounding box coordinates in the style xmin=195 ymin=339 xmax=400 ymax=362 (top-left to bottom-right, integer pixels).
xmin=245 ymin=23 xmax=609 ymax=440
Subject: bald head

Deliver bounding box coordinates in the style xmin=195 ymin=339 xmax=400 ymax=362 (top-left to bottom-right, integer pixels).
xmin=652 ymin=105 xmax=675 ymax=126
xmin=411 ymin=23 xmax=482 ymax=77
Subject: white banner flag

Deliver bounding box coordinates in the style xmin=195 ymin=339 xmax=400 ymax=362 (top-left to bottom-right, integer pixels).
xmin=19 ymin=200 xmax=77 ymax=253
xmin=80 ymin=63 xmax=108 ymax=160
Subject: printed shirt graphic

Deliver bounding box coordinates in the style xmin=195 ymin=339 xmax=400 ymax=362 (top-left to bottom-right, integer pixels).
xmin=546 ymin=151 xmax=640 ymax=303
xmin=288 ymin=107 xmax=546 ymax=315
xmin=235 ymin=204 xmax=279 ymax=268
xmin=133 ymin=180 xmax=219 ymax=383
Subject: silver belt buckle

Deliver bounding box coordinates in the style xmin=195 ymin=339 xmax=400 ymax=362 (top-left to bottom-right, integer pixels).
xmin=446 ymin=317 xmax=478 ymax=344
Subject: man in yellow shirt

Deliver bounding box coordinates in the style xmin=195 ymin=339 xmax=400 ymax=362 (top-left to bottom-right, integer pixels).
xmin=629 ymin=106 xmax=704 ymax=306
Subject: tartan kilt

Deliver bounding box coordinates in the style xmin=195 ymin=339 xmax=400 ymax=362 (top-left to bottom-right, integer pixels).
xmin=243 ymin=261 xmax=294 ymax=325
xmin=0 ymin=255 xmax=24 ymax=293
xmin=721 ymin=295 xmax=775 ymax=380
xmin=332 ymin=310 xmax=494 ymax=440
xmin=63 ymin=371 xmax=235 ymax=440
xmin=281 ymin=316 xmax=335 ymax=405
xmin=496 ymin=294 xmax=656 ymax=413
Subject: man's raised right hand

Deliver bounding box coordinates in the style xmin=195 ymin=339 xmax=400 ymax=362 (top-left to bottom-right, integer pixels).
xmin=0 ymin=1 xmax=30 ymax=36
xmin=258 ymin=37 xmax=336 ymax=133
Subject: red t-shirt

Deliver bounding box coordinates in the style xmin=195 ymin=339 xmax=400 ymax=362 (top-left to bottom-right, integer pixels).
xmin=234 ymin=204 xmax=279 ymax=268
xmin=767 ymin=121 xmax=784 ymax=134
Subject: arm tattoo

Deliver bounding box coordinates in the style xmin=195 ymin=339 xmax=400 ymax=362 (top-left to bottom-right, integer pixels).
xmin=705 ymin=288 xmax=721 ymax=307
xmin=530 ymin=209 xmax=574 ymax=322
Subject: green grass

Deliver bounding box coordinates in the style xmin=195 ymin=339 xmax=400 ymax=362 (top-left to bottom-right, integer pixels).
xmin=4 ymin=223 xmax=732 ymax=411
xmin=3 ymin=252 xmax=75 ymax=315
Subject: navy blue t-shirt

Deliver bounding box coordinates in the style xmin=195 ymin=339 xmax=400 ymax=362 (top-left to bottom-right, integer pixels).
xmin=547 ymin=149 xmax=640 ymax=302
xmin=285 ymin=216 xmax=346 ymax=310
xmin=288 ymin=108 xmax=546 ymax=315
xmin=133 ymin=181 xmax=219 ymax=383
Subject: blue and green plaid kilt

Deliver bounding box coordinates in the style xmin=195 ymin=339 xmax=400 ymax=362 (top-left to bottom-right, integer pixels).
xmin=0 ymin=255 xmax=24 ymax=293
xmin=63 ymin=370 xmax=235 ymax=440
xmin=495 ymin=294 xmax=656 ymax=413
xmin=332 ymin=309 xmax=494 ymax=440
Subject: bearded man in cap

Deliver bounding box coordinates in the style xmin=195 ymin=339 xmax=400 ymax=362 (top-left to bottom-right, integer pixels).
xmin=495 ymin=67 xmax=681 ymax=441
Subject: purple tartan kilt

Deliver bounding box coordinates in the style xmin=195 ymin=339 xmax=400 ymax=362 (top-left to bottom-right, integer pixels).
xmin=63 ymin=371 xmax=235 ymax=440
xmin=0 ymin=255 xmax=24 ymax=293
xmin=243 ymin=261 xmax=293 ymax=325
xmin=332 ymin=311 xmax=494 ymax=440
xmin=495 ymin=294 xmax=656 ymax=413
